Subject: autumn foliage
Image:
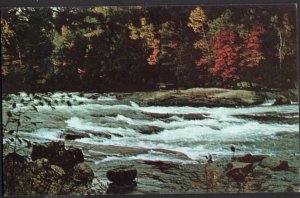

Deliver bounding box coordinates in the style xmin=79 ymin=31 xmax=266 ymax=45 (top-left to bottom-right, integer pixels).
xmin=189 ymin=6 xmax=266 ymax=85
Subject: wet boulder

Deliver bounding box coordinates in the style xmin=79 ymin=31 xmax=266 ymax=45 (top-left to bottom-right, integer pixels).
xmin=64 ymin=134 xmax=90 ymax=140
xmin=107 ymin=166 xmax=137 ymax=185
xmin=59 ymin=148 xmax=84 ymax=171
xmin=134 ymin=125 xmax=164 ymax=134
xmin=260 ymin=157 xmax=289 ymax=171
xmin=31 ymin=141 xmax=66 ymax=162
xmin=273 ymin=95 xmax=290 ymax=105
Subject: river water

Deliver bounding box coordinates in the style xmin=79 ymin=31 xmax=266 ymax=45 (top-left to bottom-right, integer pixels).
xmin=2 ymin=92 xmax=299 ymax=164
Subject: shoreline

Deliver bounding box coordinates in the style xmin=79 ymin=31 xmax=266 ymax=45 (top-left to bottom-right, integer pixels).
xmin=117 ymin=88 xmax=298 ymax=107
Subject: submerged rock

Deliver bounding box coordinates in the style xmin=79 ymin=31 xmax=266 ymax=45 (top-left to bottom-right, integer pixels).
xmin=260 ymin=157 xmax=289 ymax=171
xmin=107 ymin=166 xmax=137 ymax=185
xmin=134 ymin=125 xmax=164 ymax=134
xmin=64 ymin=133 xmax=90 ymax=140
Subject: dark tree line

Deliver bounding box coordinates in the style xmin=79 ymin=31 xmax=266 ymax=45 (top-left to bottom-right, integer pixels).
xmin=1 ymin=5 xmax=297 ymax=92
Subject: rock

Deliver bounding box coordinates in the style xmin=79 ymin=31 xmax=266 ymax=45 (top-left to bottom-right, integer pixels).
xmin=94 ymin=132 xmax=112 ymax=139
xmin=235 ymin=153 xmax=267 ymax=164
xmin=226 ymin=162 xmax=253 ymax=182
xmin=4 ymin=152 xmax=27 ymax=165
xmin=31 ymin=141 xmax=66 ymax=162
xmin=3 ymin=153 xmax=28 ymax=196
xmin=253 ymin=166 xmax=272 ymax=177
xmin=144 ymin=160 xmax=181 ymax=172
xmin=72 ymin=163 xmax=94 ymax=184
xmin=31 ymin=141 xmax=84 ymax=172
xmin=273 ymin=95 xmax=290 ymax=105
xmin=65 ymin=134 xmax=89 ymax=140
xmin=182 ymin=113 xmax=206 ymax=120
xmin=59 ymin=148 xmax=84 ymax=171
xmin=107 ymin=166 xmax=137 ymax=185
xmin=260 ymin=157 xmax=289 ymax=171
xmin=134 ymin=125 xmax=164 ymax=134
xmin=6 ymin=158 xmax=66 ymax=196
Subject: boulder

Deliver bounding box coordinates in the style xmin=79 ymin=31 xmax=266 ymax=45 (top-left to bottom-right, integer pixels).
xmin=226 ymin=162 xmax=253 ymax=182
xmin=252 ymin=166 xmax=272 ymax=177
xmin=134 ymin=125 xmax=164 ymax=134
xmin=107 ymin=166 xmax=137 ymax=185
xmin=144 ymin=160 xmax=180 ymax=172
xmin=72 ymin=163 xmax=94 ymax=184
xmin=31 ymin=141 xmax=84 ymax=172
xmin=273 ymin=95 xmax=290 ymax=105
xmin=235 ymin=153 xmax=267 ymax=164
xmin=59 ymin=148 xmax=84 ymax=171
xmin=31 ymin=141 xmax=65 ymax=162
xmin=65 ymin=134 xmax=89 ymax=140
xmin=260 ymin=157 xmax=289 ymax=171
xmin=3 ymin=153 xmax=28 ymax=196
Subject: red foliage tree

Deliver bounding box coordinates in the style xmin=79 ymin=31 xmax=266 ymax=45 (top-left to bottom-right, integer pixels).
xmin=240 ymin=25 xmax=264 ymax=68
xmin=209 ymin=29 xmax=240 ymax=83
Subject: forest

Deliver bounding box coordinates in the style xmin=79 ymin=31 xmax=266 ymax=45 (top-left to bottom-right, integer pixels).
xmin=1 ymin=5 xmax=297 ymax=92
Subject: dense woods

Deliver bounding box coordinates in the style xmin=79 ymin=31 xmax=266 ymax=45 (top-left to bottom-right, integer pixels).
xmin=1 ymin=5 xmax=297 ymax=92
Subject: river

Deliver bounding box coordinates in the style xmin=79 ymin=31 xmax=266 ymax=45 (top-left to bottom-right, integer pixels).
xmin=2 ymin=91 xmax=299 ymax=165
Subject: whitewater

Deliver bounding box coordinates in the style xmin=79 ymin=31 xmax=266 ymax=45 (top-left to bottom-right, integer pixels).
xmin=2 ymin=92 xmax=299 ymax=164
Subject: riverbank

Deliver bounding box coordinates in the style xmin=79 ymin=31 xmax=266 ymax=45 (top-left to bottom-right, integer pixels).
xmin=3 ymin=136 xmax=299 ymax=195
xmin=117 ymin=88 xmax=298 ymax=107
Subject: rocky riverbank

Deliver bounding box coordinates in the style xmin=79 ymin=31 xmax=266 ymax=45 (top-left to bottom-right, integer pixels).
xmin=118 ymin=88 xmax=298 ymax=107
xmin=3 ymin=140 xmax=299 ymax=195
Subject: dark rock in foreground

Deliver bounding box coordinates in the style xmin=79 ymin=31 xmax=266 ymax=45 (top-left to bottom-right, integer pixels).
xmin=31 ymin=141 xmax=65 ymax=162
xmin=72 ymin=163 xmax=94 ymax=184
xmin=60 ymin=148 xmax=84 ymax=171
xmin=107 ymin=166 xmax=137 ymax=185
xmin=260 ymin=157 xmax=289 ymax=171
xmin=31 ymin=141 xmax=84 ymax=172
xmin=3 ymin=141 xmax=95 ymax=196
xmin=226 ymin=162 xmax=253 ymax=182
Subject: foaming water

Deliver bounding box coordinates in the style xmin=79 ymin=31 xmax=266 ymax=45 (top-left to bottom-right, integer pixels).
xmin=3 ymin=92 xmax=299 ymax=163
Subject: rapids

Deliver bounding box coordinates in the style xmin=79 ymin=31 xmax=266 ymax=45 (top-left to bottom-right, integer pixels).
xmin=2 ymin=92 xmax=299 ymax=164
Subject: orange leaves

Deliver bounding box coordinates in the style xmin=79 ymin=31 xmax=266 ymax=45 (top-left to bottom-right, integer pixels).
xmin=147 ymin=40 xmax=160 ymax=65
xmin=209 ymin=29 xmax=240 ymax=82
xmin=128 ymin=18 xmax=160 ymax=65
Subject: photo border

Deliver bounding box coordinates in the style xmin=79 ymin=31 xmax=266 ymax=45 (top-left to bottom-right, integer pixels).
xmin=1 ymin=0 xmax=299 ymax=198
